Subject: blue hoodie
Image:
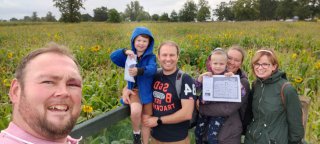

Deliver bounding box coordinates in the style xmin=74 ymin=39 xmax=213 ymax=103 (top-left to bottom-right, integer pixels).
xmin=110 ymin=27 xmax=157 ymax=104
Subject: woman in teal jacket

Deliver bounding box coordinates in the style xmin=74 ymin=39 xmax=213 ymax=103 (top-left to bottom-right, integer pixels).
xmin=245 ymin=49 xmax=304 ymax=144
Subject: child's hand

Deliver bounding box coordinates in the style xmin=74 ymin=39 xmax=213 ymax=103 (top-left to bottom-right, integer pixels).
xmin=128 ymin=67 xmax=138 ymax=76
xmin=224 ymin=71 xmax=234 ymax=77
xmin=125 ymin=49 xmax=135 ymax=59
xmin=122 ymin=87 xmax=133 ymax=104
xmin=197 ymin=72 xmax=212 ymax=83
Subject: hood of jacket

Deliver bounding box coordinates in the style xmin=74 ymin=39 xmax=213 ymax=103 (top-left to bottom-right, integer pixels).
xmin=131 ymin=27 xmax=154 ymax=57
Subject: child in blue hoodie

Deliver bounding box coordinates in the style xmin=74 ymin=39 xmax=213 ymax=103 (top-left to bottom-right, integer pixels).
xmin=110 ymin=27 xmax=156 ymax=144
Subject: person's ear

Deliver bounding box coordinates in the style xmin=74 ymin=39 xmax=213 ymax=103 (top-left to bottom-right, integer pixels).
xmin=9 ymin=79 xmax=22 ymax=104
xmin=272 ymin=64 xmax=277 ymax=72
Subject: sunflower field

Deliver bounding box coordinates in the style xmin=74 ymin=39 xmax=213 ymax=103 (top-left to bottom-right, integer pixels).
xmin=0 ymin=22 xmax=319 ymax=143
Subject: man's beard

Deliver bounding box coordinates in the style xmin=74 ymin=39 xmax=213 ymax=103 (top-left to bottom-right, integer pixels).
xmin=18 ymin=92 xmax=78 ymax=140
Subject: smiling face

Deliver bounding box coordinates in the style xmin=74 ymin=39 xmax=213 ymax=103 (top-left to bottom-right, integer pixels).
xmin=227 ymin=49 xmax=243 ymax=73
xmin=134 ymin=35 xmax=150 ymax=56
xmin=210 ymin=53 xmax=228 ymax=74
xmin=251 ymin=50 xmax=278 ymax=80
xmin=10 ymin=52 xmax=82 ymax=141
xmin=253 ymin=55 xmax=277 ymax=80
xmin=158 ymin=43 xmax=179 ymax=75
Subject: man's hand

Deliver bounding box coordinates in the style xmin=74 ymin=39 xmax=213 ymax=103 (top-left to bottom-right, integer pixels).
xmin=122 ymin=87 xmax=134 ymax=104
xmin=143 ymin=116 xmax=158 ymax=128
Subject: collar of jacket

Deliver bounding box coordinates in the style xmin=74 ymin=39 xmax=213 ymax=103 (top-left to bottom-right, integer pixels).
xmin=256 ymin=70 xmax=287 ymax=84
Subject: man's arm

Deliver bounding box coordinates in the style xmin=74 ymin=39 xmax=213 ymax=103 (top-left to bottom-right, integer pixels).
xmin=143 ymin=99 xmax=194 ymax=127
xmin=161 ymin=99 xmax=194 ymax=124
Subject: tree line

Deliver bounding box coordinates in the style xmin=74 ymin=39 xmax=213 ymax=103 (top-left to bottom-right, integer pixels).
xmin=6 ymin=0 xmax=320 ymax=23
xmin=215 ymin=0 xmax=320 ymax=21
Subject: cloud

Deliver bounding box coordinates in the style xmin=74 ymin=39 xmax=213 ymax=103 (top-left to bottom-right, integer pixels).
xmin=135 ymin=0 xmax=185 ymax=15
xmin=0 ymin=0 xmax=59 ymax=20
xmin=0 ymin=0 xmax=225 ymax=20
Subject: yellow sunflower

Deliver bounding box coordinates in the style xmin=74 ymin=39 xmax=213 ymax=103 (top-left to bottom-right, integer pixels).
xmin=91 ymin=45 xmax=101 ymax=52
xmin=294 ymin=77 xmax=303 ymax=83
xmin=291 ymin=53 xmax=297 ymax=59
xmin=315 ymin=61 xmax=320 ymax=70
xmin=7 ymin=52 xmax=13 ymax=59
xmin=82 ymin=105 xmax=93 ymax=113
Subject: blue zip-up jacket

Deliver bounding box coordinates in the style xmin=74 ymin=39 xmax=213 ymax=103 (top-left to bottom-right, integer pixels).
xmin=110 ymin=27 xmax=157 ymax=104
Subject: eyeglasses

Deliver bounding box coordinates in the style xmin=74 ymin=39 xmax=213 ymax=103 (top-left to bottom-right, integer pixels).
xmin=253 ymin=63 xmax=271 ymax=68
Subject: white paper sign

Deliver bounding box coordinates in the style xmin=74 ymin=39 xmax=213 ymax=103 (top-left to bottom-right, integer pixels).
xmin=124 ymin=55 xmax=137 ymax=82
xmin=202 ymin=75 xmax=241 ymax=102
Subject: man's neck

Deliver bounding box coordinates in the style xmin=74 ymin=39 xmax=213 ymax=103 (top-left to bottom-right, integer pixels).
xmin=162 ymin=67 xmax=177 ymax=75
xmin=11 ymin=119 xmax=68 ymax=143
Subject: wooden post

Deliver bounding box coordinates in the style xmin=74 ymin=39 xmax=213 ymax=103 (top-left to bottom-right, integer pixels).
xmin=300 ymin=96 xmax=311 ymax=131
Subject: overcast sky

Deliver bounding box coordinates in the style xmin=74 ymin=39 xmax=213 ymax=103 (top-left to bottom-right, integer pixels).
xmin=0 ymin=0 xmax=226 ymax=20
